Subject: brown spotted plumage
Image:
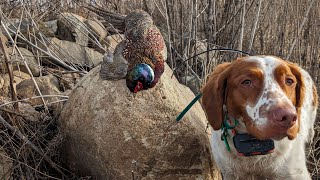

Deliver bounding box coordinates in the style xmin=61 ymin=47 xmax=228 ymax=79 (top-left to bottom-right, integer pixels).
xmin=99 ymin=9 xmax=167 ymax=92
xmin=122 ymin=10 xmax=167 ymax=88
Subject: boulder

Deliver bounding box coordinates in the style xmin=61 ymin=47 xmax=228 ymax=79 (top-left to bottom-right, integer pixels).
xmin=56 ymin=13 xmax=88 ymax=46
xmin=85 ymin=19 xmax=108 ymax=42
xmin=51 ymin=70 xmax=80 ymax=91
xmin=84 ymin=47 xmax=104 ymax=67
xmin=0 ymin=71 xmax=31 ymax=97
xmin=59 ymin=64 xmax=221 ymax=179
xmin=18 ymin=102 xmax=42 ymax=122
xmin=16 ymin=75 xmax=61 ymax=107
xmin=9 ymin=47 xmax=41 ymax=77
xmin=47 ymin=38 xmax=103 ymax=68
xmin=2 ymin=18 xmax=54 ymax=41
xmin=2 ymin=18 xmax=31 ymax=38
xmin=180 ymin=75 xmax=201 ymax=94
xmin=104 ymin=34 xmax=124 ymax=53
xmin=42 ymin=20 xmax=58 ymax=35
xmin=0 ymin=149 xmax=12 ymax=178
xmin=85 ymin=19 xmax=108 ymax=53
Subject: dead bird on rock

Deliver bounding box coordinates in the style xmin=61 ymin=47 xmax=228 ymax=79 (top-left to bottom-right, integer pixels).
xmin=99 ymin=10 xmax=167 ymax=93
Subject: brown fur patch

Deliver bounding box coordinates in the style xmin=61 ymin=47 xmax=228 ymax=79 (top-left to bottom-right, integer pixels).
xmin=201 ymin=58 xmax=264 ymax=131
xmin=201 ymin=62 xmax=231 ymax=130
xmin=312 ymin=84 xmax=318 ymax=107
xmin=283 ymin=61 xmax=305 ymax=139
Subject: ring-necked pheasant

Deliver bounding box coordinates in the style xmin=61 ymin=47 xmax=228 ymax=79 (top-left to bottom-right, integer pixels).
xmin=98 ymin=9 xmax=167 ymax=93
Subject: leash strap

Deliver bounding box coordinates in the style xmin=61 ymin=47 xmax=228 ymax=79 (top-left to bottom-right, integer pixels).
xmin=176 ymin=93 xmax=202 ymax=122
xmin=221 ymin=114 xmax=239 ymax=152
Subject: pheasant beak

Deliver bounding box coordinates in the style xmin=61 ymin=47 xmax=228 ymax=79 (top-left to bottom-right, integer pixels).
xmin=134 ymin=81 xmax=144 ymax=93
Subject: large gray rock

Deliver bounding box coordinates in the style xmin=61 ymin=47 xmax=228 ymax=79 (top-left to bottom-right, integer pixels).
xmin=16 ymin=75 xmax=61 ymax=107
xmin=9 ymin=47 xmax=40 ymax=77
xmin=42 ymin=20 xmax=58 ymax=35
xmin=3 ymin=18 xmax=32 ymax=37
xmin=85 ymin=19 xmax=108 ymax=53
xmin=59 ymin=63 xmax=221 ymax=179
xmin=1 ymin=18 xmax=32 ymax=39
xmin=48 ymin=38 xmax=103 ymax=68
xmin=2 ymin=18 xmax=55 ymax=40
xmin=104 ymin=34 xmax=124 ymax=53
xmin=0 ymin=70 xmax=31 ymax=97
xmin=85 ymin=19 xmax=108 ymax=42
xmin=56 ymin=13 xmax=88 ymax=46
xmin=84 ymin=47 xmax=104 ymax=67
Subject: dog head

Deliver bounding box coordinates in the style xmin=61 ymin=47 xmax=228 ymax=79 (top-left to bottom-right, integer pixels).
xmin=201 ymin=56 xmax=305 ymax=140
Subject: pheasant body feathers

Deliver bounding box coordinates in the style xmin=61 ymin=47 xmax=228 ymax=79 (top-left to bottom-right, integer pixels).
xmin=99 ymin=9 xmax=167 ymax=92
xmin=123 ymin=10 xmax=166 ymax=92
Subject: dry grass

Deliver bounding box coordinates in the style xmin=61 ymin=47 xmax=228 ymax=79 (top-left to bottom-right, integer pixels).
xmin=307 ymin=112 xmax=320 ymax=178
xmin=0 ymin=106 xmax=66 ymax=179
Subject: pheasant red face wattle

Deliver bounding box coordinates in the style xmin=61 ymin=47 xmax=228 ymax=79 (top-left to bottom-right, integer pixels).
xmin=134 ymin=81 xmax=144 ymax=93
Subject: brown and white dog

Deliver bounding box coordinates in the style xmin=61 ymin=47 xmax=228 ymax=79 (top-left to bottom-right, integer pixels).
xmin=201 ymin=56 xmax=318 ymax=179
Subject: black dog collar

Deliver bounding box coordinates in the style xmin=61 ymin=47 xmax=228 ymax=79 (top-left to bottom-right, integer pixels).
xmin=221 ymin=115 xmax=275 ymax=156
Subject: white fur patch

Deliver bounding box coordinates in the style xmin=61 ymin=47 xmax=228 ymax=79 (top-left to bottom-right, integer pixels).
xmin=244 ymin=56 xmax=295 ymax=128
xmin=298 ymin=68 xmax=316 ymax=141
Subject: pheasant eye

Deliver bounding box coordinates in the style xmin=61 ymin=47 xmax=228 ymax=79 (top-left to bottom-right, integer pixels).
xmin=285 ymin=78 xmax=294 ymax=86
xmin=241 ymin=79 xmax=252 ymax=87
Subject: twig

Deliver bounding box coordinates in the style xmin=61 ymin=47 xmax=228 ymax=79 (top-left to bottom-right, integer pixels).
xmin=185 ymin=0 xmax=194 ymax=85
xmin=0 ymin=114 xmax=67 ymax=177
xmin=0 ymin=153 xmax=61 ymax=180
xmin=0 ymin=95 xmax=69 ymax=108
xmin=238 ymin=0 xmax=246 ymax=52
xmin=171 ymin=47 xmax=201 ymax=82
xmin=205 ymin=0 xmax=214 ymax=82
xmin=248 ymin=0 xmax=262 ymax=53
xmin=173 ymin=47 xmax=251 ymax=73
xmin=152 ymin=0 xmax=166 ymax=18
xmin=193 ymin=0 xmax=198 ymax=75
xmin=0 ymin=108 xmax=27 ymax=117
xmin=15 ymin=47 xmax=49 ymax=111
xmin=286 ymin=0 xmax=316 ymax=60
xmin=33 ymin=98 xmax=69 ymax=108
xmin=0 ymin=34 xmax=18 ymax=110
xmin=165 ymin=0 xmax=173 ymax=68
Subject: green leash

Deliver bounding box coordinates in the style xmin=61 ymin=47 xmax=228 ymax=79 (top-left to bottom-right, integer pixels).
xmin=176 ymin=93 xmax=239 ymax=153
xmin=176 ymin=93 xmax=203 ymax=121
xmin=221 ymin=115 xmax=239 ymax=152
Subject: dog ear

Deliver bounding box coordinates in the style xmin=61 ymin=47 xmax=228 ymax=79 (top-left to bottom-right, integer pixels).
xmin=286 ymin=62 xmax=305 ymax=110
xmin=285 ymin=62 xmax=305 ymax=139
xmin=287 ymin=62 xmax=318 ymax=141
xmin=201 ymin=62 xmax=231 ymax=130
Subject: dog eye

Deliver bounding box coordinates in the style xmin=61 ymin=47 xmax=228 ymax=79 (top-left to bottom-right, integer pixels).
xmin=285 ymin=78 xmax=294 ymax=86
xmin=241 ymin=79 xmax=252 ymax=87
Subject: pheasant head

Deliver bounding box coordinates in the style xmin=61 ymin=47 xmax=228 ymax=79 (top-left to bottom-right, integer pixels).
xmin=126 ymin=63 xmax=155 ymax=93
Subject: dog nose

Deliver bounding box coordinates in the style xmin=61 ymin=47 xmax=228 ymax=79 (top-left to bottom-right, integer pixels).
xmin=269 ymin=107 xmax=297 ymax=128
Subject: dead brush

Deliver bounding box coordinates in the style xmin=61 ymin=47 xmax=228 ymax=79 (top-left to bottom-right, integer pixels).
xmin=307 ymin=110 xmax=320 ymax=178
xmin=0 ymin=106 xmax=69 ymax=179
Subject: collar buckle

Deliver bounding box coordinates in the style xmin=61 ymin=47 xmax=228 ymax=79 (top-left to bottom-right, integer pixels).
xmin=220 ymin=112 xmax=275 ymax=156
